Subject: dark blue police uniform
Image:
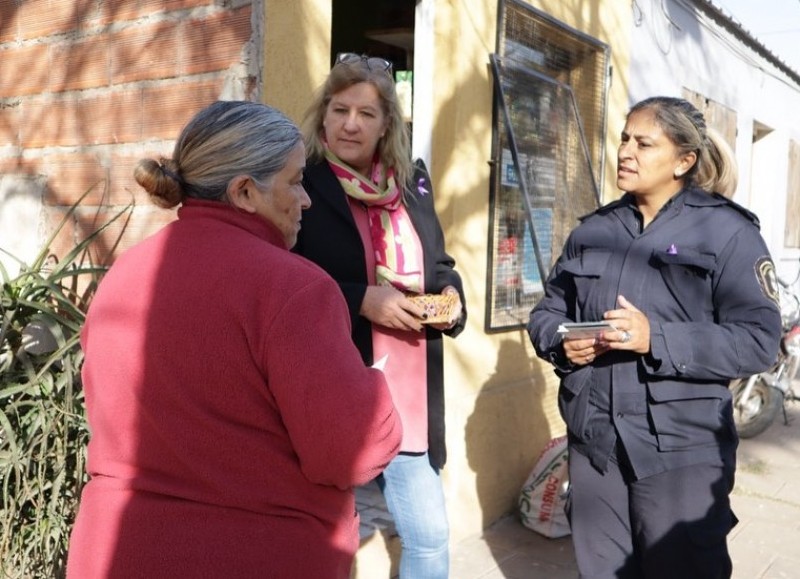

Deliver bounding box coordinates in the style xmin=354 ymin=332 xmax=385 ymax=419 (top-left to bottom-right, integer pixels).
xmin=528 ymin=186 xmax=782 ymax=579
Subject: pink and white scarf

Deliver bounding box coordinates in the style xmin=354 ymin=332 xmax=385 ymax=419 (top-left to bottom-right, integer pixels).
xmin=325 ymin=148 xmax=422 ymax=293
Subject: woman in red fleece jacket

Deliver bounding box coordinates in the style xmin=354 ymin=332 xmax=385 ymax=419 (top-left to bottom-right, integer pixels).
xmin=66 ymin=101 xmax=402 ymax=579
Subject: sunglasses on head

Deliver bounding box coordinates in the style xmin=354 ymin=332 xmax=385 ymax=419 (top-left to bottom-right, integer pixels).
xmin=335 ymin=52 xmax=393 ymax=73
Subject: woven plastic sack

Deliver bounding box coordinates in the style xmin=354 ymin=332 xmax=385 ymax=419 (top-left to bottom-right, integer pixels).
xmin=518 ymin=435 xmax=571 ymax=538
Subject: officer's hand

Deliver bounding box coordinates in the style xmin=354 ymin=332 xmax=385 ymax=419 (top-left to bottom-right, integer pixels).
xmin=563 ymin=335 xmax=609 ymax=366
xmin=603 ymin=295 xmax=650 ymax=354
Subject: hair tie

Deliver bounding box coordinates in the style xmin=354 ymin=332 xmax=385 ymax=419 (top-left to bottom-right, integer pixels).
xmin=158 ymin=160 xmax=182 ymax=184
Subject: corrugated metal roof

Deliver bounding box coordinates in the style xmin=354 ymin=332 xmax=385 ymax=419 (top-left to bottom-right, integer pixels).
xmin=696 ymin=0 xmax=800 ymax=85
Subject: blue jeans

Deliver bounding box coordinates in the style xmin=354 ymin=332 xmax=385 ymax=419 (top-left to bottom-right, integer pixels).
xmin=377 ymin=452 xmax=449 ymax=579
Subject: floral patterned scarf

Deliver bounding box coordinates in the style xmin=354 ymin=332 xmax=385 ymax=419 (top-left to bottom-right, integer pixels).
xmin=324 ymin=148 xmax=422 ymax=293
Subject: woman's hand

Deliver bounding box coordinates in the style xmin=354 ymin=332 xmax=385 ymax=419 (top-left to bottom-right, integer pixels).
xmin=360 ymin=285 xmax=426 ymax=332
xmin=603 ymin=294 xmax=651 ymax=354
xmin=563 ymin=295 xmax=650 ymax=365
xmin=429 ymin=286 xmax=463 ymax=331
xmin=563 ymin=336 xmax=608 ymax=366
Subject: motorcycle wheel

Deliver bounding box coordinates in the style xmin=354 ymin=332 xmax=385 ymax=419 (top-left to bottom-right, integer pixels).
xmin=730 ymin=376 xmax=784 ymax=439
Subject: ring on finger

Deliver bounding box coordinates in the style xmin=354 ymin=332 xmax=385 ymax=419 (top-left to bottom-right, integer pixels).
xmin=620 ymin=330 xmax=632 ymax=343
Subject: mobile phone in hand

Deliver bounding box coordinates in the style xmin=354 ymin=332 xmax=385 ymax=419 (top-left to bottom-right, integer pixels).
xmin=557 ymin=321 xmax=616 ymax=339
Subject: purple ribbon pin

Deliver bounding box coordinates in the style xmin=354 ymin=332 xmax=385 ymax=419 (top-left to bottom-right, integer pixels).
xmin=417 ymin=178 xmax=429 ymax=195
xmin=667 ymin=244 xmax=678 ymax=255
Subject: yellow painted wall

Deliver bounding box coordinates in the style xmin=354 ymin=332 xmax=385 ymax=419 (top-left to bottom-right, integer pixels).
xmin=429 ymin=0 xmax=633 ymax=541
xmin=264 ymin=0 xmax=633 ymax=551
xmin=264 ymin=0 xmax=331 ymax=125
xmin=427 ymin=0 xmax=548 ymax=538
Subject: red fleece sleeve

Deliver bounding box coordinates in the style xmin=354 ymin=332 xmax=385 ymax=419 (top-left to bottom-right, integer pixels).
xmin=264 ymin=275 xmax=402 ymax=489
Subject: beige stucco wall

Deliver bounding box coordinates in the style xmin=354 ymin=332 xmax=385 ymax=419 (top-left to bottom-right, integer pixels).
xmin=263 ymin=0 xmax=331 ymax=125
xmin=430 ymin=0 xmax=633 ymax=541
xmin=264 ymin=0 xmax=633 ymax=550
xmin=427 ymin=0 xmax=547 ymax=537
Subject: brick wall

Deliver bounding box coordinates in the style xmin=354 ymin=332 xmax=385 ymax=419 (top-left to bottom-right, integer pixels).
xmin=0 ymin=0 xmax=260 ymax=265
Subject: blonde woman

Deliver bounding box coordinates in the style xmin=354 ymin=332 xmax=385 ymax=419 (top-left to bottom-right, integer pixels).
xmin=295 ymin=54 xmax=466 ymax=579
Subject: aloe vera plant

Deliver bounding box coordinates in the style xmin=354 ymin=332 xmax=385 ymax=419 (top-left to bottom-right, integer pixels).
xmin=0 ymin=191 xmax=132 ymax=578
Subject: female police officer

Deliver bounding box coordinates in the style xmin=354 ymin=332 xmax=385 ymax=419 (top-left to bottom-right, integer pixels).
xmin=528 ymin=96 xmax=782 ymax=579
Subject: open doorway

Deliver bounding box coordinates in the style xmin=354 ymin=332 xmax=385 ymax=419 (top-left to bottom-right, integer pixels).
xmin=331 ymin=0 xmax=415 ymax=70
xmin=332 ymin=0 xmax=417 ymax=130
xmin=331 ymin=0 xmax=432 ymax=160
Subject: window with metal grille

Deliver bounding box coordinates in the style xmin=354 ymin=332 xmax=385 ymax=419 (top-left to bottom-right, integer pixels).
xmin=486 ymin=1 xmax=610 ymax=331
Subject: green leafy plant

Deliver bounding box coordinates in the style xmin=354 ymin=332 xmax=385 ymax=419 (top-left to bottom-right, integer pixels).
xmin=0 ymin=190 xmax=132 ymax=578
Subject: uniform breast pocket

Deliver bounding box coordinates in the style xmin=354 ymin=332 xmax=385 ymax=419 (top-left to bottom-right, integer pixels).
xmin=560 ymin=250 xmax=611 ymax=314
xmin=651 ymin=248 xmax=716 ymax=319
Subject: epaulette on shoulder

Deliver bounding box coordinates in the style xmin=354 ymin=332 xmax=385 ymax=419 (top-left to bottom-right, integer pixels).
xmin=710 ymin=192 xmax=761 ymax=227
xmin=578 ymin=197 xmax=625 ymax=222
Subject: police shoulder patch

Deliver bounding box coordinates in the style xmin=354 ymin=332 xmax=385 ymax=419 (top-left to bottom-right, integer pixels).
xmin=755 ymin=256 xmax=780 ymax=306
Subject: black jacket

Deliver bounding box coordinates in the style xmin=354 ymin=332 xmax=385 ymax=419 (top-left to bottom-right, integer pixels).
xmin=293 ymin=159 xmax=466 ymax=468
